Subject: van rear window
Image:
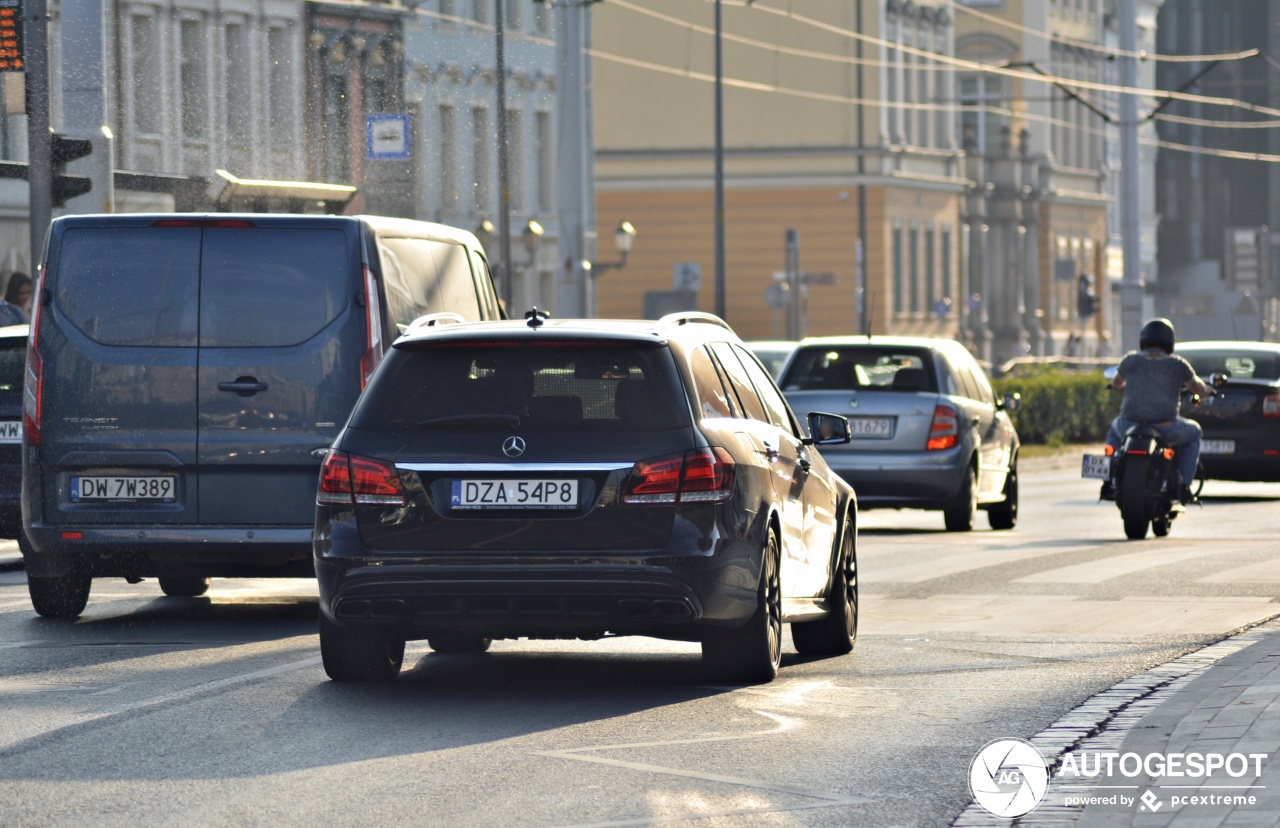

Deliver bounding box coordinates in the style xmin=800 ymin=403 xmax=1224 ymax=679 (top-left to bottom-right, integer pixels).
xmin=0 ymin=336 xmax=25 ymax=392
xmin=56 ymin=227 xmax=201 ymax=346
xmin=200 ymin=228 xmax=351 ymax=347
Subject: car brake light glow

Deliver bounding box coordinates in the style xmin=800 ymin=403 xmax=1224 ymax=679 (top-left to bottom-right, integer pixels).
xmin=622 ymin=447 xmax=736 ymax=505
xmin=317 ymin=450 xmax=407 ymax=507
xmin=1127 ymin=449 xmax=1148 ymax=455
xmin=1264 ymin=393 xmax=1280 ymax=418
xmin=926 ymin=404 xmax=959 ymax=451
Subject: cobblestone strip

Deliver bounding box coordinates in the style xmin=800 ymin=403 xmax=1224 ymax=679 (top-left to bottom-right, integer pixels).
xmin=952 ymin=615 xmax=1280 ymax=828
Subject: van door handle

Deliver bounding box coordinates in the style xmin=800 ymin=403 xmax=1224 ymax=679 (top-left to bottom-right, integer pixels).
xmin=218 ymin=377 xmax=269 ymax=396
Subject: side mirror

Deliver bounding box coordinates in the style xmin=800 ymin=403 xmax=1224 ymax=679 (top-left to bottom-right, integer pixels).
xmin=997 ymin=392 xmax=1022 ymax=412
xmin=1209 ymin=371 xmax=1230 ymax=387
xmin=804 ymin=412 xmax=851 ymax=446
xmin=1102 ymin=365 xmax=1119 ymax=381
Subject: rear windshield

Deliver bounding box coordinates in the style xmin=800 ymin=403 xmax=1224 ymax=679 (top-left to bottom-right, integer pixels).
xmin=353 ymin=342 xmax=692 ymax=433
xmin=780 ymin=346 xmax=937 ymax=393
xmin=0 ymin=337 xmax=24 ymax=392
xmin=1181 ymin=350 xmax=1280 ymax=381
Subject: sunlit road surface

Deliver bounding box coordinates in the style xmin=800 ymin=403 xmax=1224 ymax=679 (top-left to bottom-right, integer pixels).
xmin=0 ymin=467 xmax=1276 ymax=827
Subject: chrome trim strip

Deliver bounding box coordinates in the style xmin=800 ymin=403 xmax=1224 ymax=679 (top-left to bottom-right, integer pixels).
xmin=396 ymin=462 xmax=635 ymax=473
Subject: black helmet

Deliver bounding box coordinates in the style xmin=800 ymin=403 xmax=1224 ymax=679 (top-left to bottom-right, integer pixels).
xmin=1139 ymin=318 xmax=1175 ymax=354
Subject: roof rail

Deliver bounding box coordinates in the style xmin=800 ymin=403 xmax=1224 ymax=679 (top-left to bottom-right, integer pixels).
xmin=402 ymin=312 xmax=466 ymax=335
xmin=656 ymin=311 xmax=733 ymax=332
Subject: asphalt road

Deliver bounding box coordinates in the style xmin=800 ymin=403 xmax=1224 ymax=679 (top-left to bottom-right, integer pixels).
xmin=0 ymin=464 xmax=1277 ymax=828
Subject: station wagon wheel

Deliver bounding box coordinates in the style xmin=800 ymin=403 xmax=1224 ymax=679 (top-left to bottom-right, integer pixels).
xmin=158 ymin=575 xmax=211 ymax=598
xmin=943 ymin=464 xmax=977 ymax=532
xmin=320 ymin=614 xmax=405 ymax=682
xmin=701 ymin=528 xmax=781 ymax=684
xmin=791 ymin=518 xmax=857 ymax=656
xmin=987 ymin=458 xmax=1018 ymax=531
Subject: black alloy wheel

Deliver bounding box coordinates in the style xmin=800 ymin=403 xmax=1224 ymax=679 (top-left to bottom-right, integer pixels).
xmin=159 ymin=575 xmax=211 ymax=598
xmin=944 ymin=464 xmax=977 ymax=532
xmin=791 ymin=518 xmax=858 ymax=655
xmin=987 ymin=459 xmax=1018 ymax=531
xmin=320 ymin=614 xmax=406 ymax=682
xmin=702 ymin=528 xmax=782 ymax=684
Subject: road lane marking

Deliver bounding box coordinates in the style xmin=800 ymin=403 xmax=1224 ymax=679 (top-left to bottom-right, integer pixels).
xmin=1198 ymin=559 xmax=1280 ymax=583
xmin=0 ymin=653 xmax=322 ymax=755
xmin=1013 ymin=546 xmax=1223 ymax=584
xmin=866 ymin=545 xmax=1093 ymax=583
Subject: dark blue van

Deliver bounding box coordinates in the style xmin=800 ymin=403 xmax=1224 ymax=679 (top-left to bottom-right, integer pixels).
xmin=22 ymin=214 xmax=502 ymax=617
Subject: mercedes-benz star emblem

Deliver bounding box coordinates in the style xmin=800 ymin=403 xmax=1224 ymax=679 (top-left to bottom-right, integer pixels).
xmin=502 ymin=436 xmax=526 ymax=457
xmin=849 ymin=396 xmax=860 ymax=410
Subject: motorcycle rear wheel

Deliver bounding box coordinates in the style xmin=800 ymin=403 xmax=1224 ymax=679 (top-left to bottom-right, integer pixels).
xmin=1119 ymin=456 xmax=1151 ymax=540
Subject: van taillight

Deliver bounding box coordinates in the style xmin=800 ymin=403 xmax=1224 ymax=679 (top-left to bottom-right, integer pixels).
xmin=360 ymin=266 xmax=384 ymax=389
xmin=317 ymin=450 xmax=407 ymax=507
xmin=926 ymin=404 xmax=959 ymax=451
xmin=622 ymin=447 xmax=735 ymax=505
xmin=23 ymin=264 xmax=46 ymax=446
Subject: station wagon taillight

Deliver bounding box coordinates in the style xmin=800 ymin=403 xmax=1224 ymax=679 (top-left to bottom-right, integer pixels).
xmin=1264 ymin=393 xmax=1280 ymax=418
xmin=926 ymin=404 xmax=959 ymax=451
xmin=317 ymin=450 xmax=407 ymax=507
xmin=622 ymin=447 xmax=735 ymax=505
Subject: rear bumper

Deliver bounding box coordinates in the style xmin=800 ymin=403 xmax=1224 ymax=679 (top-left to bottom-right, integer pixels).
xmin=822 ymin=446 xmax=967 ymax=508
xmin=21 ymin=523 xmax=314 ymax=578
xmin=1199 ymin=455 xmax=1280 ymax=483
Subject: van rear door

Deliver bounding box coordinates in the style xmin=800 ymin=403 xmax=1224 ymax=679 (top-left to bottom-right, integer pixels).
xmin=195 ymin=220 xmax=363 ymax=526
xmin=42 ymin=222 xmax=202 ymax=525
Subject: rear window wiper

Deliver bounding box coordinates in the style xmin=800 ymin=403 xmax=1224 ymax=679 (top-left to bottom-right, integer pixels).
xmin=415 ymin=414 xmax=522 ymax=429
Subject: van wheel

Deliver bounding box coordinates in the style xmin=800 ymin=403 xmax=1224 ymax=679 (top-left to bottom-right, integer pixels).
xmin=944 ymin=465 xmax=977 ymax=532
xmin=427 ymin=633 xmax=492 ymax=654
xmin=159 ymin=575 xmax=211 ymax=598
xmin=320 ymin=614 xmax=404 ymax=682
xmin=702 ymin=528 xmax=782 ymax=684
xmin=28 ymin=572 xmax=92 ymax=620
xmin=791 ymin=520 xmax=857 ymax=656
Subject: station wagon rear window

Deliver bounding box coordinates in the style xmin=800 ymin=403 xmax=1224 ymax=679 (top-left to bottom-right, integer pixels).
xmin=1182 ymin=350 xmax=1280 ymax=381
xmin=781 ymin=347 xmax=937 ymax=393
xmin=353 ymin=342 xmax=692 ymax=433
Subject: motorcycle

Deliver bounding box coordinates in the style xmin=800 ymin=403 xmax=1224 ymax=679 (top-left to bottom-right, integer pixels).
xmin=1082 ymin=371 xmax=1224 ymax=540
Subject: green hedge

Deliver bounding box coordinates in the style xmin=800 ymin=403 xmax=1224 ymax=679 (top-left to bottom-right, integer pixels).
xmin=992 ymin=371 xmax=1120 ymax=446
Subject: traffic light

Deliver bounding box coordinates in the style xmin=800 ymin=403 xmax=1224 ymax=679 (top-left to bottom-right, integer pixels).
xmin=50 ymin=133 xmax=92 ymax=208
xmin=1077 ymin=275 xmax=1099 ymax=319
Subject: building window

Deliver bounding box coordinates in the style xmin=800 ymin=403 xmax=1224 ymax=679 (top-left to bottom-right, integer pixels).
xmin=917 ymin=49 xmax=930 ymax=147
xmin=886 ymin=41 xmax=899 ymax=140
xmin=909 ymin=226 xmax=920 ymax=314
xmin=940 ymin=227 xmax=952 ymax=308
xmin=902 ymin=47 xmax=914 ymax=145
xmin=267 ymin=26 xmax=294 ymax=150
xmin=179 ymin=19 xmax=207 ymax=140
xmin=439 ymin=105 xmax=458 ymax=211
xmin=504 ymin=0 xmax=521 ymax=32
xmin=536 ymin=110 xmax=553 ymax=212
xmin=925 ymin=227 xmax=936 ymax=312
xmin=132 ymin=15 xmax=160 ymax=134
xmin=225 ymin=23 xmax=251 ymax=145
xmin=534 ymin=3 xmax=552 ymax=35
xmin=958 ymin=75 xmax=1007 ymax=156
xmin=471 ymin=0 xmax=490 ymax=24
xmin=471 ymin=107 xmax=491 ymax=213
xmin=321 ymin=43 xmax=349 ymax=180
xmin=892 ymin=225 xmax=905 ymax=316
xmin=506 ymin=108 xmax=524 ymax=211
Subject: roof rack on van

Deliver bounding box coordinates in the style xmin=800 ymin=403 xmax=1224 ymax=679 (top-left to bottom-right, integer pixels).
xmin=657 ymin=311 xmax=732 ymax=332
xmin=403 ymin=312 xmax=466 ymax=335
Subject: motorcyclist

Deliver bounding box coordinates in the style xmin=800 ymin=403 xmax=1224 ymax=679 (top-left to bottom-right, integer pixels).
xmin=1103 ymin=318 xmax=1211 ymax=504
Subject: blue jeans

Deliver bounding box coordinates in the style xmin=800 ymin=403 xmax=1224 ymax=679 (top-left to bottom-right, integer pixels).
xmin=1106 ymin=416 xmax=1202 ymax=486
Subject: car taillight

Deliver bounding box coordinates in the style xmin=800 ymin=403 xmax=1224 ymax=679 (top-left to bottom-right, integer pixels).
xmin=23 ymin=264 xmax=46 ymax=446
xmin=1264 ymin=393 xmax=1280 ymax=418
xmin=317 ymin=450 xmax=407 ymax=507
xmin=926 ymin=404 xmax=959 ymax=451
xmin=360 ymin=266 xmax=384 ymax=389
xmin=622 ymin=447 xmax=736 ymax=505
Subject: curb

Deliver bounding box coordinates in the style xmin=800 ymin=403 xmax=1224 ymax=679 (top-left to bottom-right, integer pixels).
xmin=951 ymin=614 xmax=1280 ymax=827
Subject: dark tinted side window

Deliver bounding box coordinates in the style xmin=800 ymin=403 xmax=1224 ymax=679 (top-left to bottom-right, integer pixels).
xmin=734 ymin=345 xmax=797 ymax=435
xmin=55 ymin=227 xmax=200 ymax=347
xmin=709 ymin=342 xmax=768 ymax=422
xmin=355 ymin=343 xmax=691 ymax=433
xmin=689 ymin=346 xmax=737 ymax=419
xmin=200 ymin=228 xmax=351 ymax=347
xmin=0 ymin=336 xmax=25 ymax=392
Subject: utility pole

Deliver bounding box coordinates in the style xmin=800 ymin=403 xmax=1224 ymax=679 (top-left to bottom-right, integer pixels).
xmin=25 ymin=0 xmax=51 ymax=268
xmin=495 ymin=0 xmax=513 ymax=308
xmin=855 ymin=0 xmax=869 ymax=335
xmin=555 ymin=2 xmax=589 ymax=318
xmin=1118 ymin=0 xmax=1144 ymax=350
xmin=713 ymin=0 xmax=726 ymax=321
xmin=785 ymin=229 xmax=800 ymax=339
xmin=60 ymin=0 xmax=113 ymax=215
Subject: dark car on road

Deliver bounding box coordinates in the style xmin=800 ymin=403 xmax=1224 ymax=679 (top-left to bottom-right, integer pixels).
xmin=314 ymin=311 xmax=859 ymax=683
xmin=0 ymin=323 xmax=26 ymax=538
xmin=777 ymin=336 xmax=1020 ymax=531
xmin=1178 ymin=341 xmax=1280 ymax=482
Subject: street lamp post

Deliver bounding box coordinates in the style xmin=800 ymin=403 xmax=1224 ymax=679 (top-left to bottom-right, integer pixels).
xmin=587 ymin=220 xmax=636 ymax=278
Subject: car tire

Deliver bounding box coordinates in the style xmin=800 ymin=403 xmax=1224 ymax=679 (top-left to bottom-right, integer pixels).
xmin=427 ymin=633 xmax=492 ymax=654
xmin=158 ymin=575 xmax=211 ymax=598
xmin=320 ymin=614 xmax=405 ymax=682
xmin=791 ymin=519 xmax=857 ymax=656
xmin=702 ymin=528 xmax=782 ymax=685
xmin=987 ymin=460 xmax=1018 ymax=531
xmin=943 ymin=464 xmax=977 ymax=532
xmin=28 ymin=572 xmax=92 ymax=619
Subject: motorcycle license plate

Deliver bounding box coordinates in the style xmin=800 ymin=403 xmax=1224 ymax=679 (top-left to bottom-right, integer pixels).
xmin=1201 ymin=440 xmax=1235 ymax=455
xmin=1081 ymin=455 xmax=1111 ymax=479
